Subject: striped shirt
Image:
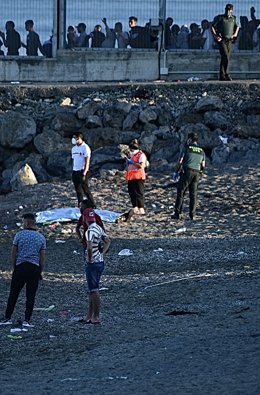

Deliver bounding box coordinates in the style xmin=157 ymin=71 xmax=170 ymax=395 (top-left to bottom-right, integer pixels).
xmin=85 ymin=223 xmax=106 ymax=263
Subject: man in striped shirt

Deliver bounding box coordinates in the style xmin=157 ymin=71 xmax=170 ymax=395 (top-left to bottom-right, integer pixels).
xmin=83 ymin=209 xmax=110 ymax=325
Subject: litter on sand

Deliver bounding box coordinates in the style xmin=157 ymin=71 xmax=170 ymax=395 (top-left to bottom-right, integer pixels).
xmin=153 ymin=248 xmax=163 ymax=252
xmin=7 ymin=335 xmax=23 ymax=340
xmin=175 ymin=227 xmax=187 ymax=234
xmin=118 ymin=249 xmax=133 ymax=256
xmin=34 ymin=304 xmax=55 ymax=311
xmin=10 ymin=328 xmax=28 ymax=333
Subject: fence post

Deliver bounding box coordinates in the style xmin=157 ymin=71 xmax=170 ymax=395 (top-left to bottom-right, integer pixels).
xmin=54 ymin=0 xmax=66 ymax=51
xmin=159 ymin=0 xmax=166 ymax=50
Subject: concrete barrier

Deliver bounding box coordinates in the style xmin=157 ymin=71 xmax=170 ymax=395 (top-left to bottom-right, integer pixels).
xmin=0 ymin=49 xmax=259 ymax=82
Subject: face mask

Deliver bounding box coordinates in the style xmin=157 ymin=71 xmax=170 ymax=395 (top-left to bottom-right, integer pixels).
xmin=130 ymin=149 xmax=139 ymax=155
xmin=71 ymin=137 xmax=77 ymax=145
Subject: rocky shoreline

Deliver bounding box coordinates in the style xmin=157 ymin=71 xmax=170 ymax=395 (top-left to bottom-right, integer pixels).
xmin=0 ymin=82 xmax=259 ymax=193
xmin=0 ymin=82 xmax=259 ymax=395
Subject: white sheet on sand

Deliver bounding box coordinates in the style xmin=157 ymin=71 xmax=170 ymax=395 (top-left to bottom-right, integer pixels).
xmin=36 ymin=207 xmax=122 ymax=224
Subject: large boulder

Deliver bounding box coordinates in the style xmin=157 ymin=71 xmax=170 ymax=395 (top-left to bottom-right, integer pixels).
xmin=83 ymin=127 xmax=139 ymax=150
xmin=175 ymin=112 xmax=203 ymax=128
xmin=139 ymin=107 xmax=158 ymax=124
xmin=211 ymin=145 xmax=230 ymax=164
xmin=103 ymin=108 xmax=125 ymax=129
xmin=204 ymin=111 xmax=230 ymax=130
xmin=0 ymin=111 xmax=36 ymax=148
xmin=122 ymin=109 xmax=140 ymax=130
xmin=85 ymin=115 xmax=103 ymax=129
xmin=241 ymin=100 xmax=260 ymax=115
xmin=50 ymin=111 xmax=82 ymax=137
xmin=195 ymin=96 xmax=224 ymax=113
xmin=34 ymin=129 xmax=71 ymax=158
xmin=10 ymin=163 xmax=38 ymax=190
xmin=76 ymin=100 xmax=102 ymax=120
xmin=11 ymin=153 xmax=51 ymax=183
xmin=177 ymin=123 xmax=220 ymax=149
xmin=46 ymin=150 xmax=72 ymax=178
xmin=230 ymin=125 xmax=259 ymax=139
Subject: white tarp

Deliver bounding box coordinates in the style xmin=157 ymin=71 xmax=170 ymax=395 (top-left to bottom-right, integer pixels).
xmin=36 ymin=207 xmax=122 ymax=224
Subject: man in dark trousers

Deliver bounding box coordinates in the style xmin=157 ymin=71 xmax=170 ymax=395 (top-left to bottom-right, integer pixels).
xmin=0 ymin=213 xmax=46 ymax=327
xmin=172 ymin=133 xmax=205 ymax=220
xmin=71 ymin=132 xmax=96 ymax=208
xmin=211 ymin=4 xmax=239 ymax=81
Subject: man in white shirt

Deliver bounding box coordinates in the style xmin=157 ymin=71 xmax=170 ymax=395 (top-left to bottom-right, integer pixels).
xmin=71 ymin=132 xmax=96 ymax=207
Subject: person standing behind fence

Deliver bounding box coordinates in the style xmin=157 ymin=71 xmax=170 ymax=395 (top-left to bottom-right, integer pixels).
xmin=71 ymin=132 xmax=96 ymax=208
xmin=128 ymin=16 xmax=152 ymax=49
xmin=100 ymin=18 xmax=129 ymax=49
xmin=90 ymin=25 xmax=105 ymax=48
xmin=201 ymin=20 xmax=214 ymax=50
xmin=115 ymin=22 xmax=129 ymax=48
xmin=211 ymin=4 xmax=239 ymax=81
xmin=21 ymin=20 xmax=45 ymax=56
xmin=0 ymin=213 xmax=46 ymax=328
xmin=74 ymin=23 xmax=89 ymax=47
xmin=67 ymin=25 xmax=76 ymax=49
xmin=0 ymin=21 xmax=21 ymax=55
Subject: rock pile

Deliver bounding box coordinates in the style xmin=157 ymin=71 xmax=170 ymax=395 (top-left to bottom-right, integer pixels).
xmin=0 ymin=82 xmax=259 ymax=194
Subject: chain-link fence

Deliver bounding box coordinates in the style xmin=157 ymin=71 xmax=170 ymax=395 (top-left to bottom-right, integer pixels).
xmin=0 ymin=0 xmax=259 ymax=55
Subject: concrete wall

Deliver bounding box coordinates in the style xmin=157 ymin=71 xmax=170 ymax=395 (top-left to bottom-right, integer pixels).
xmin=0 ymin=49 xmax=259 ymax=83
xmin=161 ymin=50 xmax=260 ymax=80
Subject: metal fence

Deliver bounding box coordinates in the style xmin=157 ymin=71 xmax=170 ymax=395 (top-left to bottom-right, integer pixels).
xmin=0 ymin=0 xmax=259 ymax=55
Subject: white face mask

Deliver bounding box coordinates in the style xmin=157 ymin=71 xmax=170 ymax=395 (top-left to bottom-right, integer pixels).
xmin=130 ymin=149 xmax=139 ymax=155
xmin=71 ymin=137 xmax=77 ymax=145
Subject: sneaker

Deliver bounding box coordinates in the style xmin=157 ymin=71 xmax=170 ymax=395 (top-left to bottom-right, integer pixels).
xmin=0 ymin=318 xmax=12 ymax=325
xmin=22 ymin=320 xmax=34 ymax=328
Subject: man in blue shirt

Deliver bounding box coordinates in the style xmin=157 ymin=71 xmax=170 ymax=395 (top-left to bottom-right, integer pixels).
xmin=0 ymin=213 xmax=46 ymax=327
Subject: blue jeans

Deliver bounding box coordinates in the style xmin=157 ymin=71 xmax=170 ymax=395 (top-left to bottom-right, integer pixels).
xmin=85 ymin=261 xmax=104 ymax=292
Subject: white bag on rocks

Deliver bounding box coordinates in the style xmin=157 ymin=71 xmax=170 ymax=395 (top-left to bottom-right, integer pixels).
xmin=10 ymin=163 xmax=38 ymax=190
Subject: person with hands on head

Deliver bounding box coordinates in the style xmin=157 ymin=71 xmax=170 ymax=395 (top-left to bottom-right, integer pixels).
xmin=82 ymin=209 xmax=111 ymax=325
xmin=76 ymin=199 xmax=104 ymax=250
xmin=71 ymin=132 xmax=96 ymax=208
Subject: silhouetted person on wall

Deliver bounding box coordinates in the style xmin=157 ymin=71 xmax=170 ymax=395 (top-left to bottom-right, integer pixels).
xmin=0 ymin=39 xmax=4 ymax=56
xmin=67 ymin=25 xmax=76 ymax=49
xmin=238 ymin=7 xmax=260 ymax=50
xmin=21 ymin=20 xmax=44 ymax=56
xmin=0 ymin=21 xmax=21 ymax=55
xmin=212 ymin=4 xmax=239 ymax=81
xmin=164 ymin=17 xmax=174 ymax=49
xmin=74 ymin=23 xmax=89 ymax=47
xmin=128 ymin=16 xmax=152 ymax=49
xmin=90 ymin=25 xmax=105 ymax=48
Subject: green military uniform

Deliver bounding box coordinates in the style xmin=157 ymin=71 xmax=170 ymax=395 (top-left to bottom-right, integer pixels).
xmin=174 ymin=144 xmax=205 ymax=219
xmin=212 ymin=12 xmax=239 ymax=80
